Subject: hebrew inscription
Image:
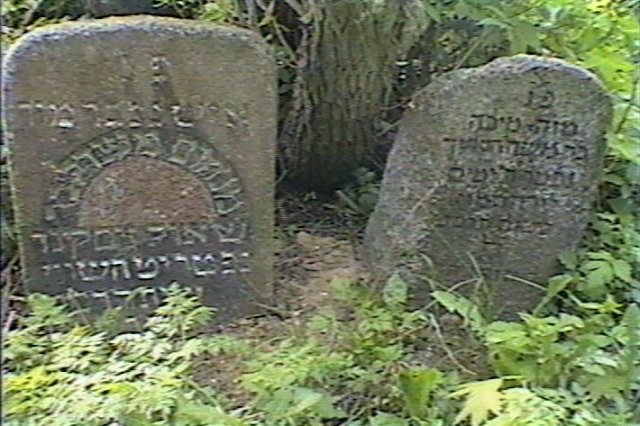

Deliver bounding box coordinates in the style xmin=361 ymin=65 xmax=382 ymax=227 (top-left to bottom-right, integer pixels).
xmin=13 ymin=99 xmax=248 ymax=130
xmin=30 ymin=122 xmax=252 ymax=286
xmin=433 ymin=98 xmax=591 ymax=247
xmin=3 ymin=17 xmax=277 ymax=320
xmin=41 ymin=250 xmax=251 ymax=281
xmin=365 ymin=55 xmax=612 ymax=318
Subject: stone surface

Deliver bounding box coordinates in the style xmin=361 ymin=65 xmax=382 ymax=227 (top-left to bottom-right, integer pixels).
xmin=2 ymin=16 xmax=277 ymax=320
xmin=365 ymin=55 xmax=612 ymax=318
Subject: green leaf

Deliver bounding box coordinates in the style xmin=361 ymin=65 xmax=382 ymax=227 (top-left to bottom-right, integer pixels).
xmin=582 ymin=363 xmax=607 ymax=376
xmin=454 ymin=1 xmax=473 ymax=18
xmin=484 ymin=5 xmax=508 ymax=21
xmin=626 ymin=163 xmax=640 ymax=183
xmin=608 ymin=197 xmax=636 ymax=216
xmin=383 ymin=273 xmax=408 ymax=307
xmin=612 ymin=259 xmax=632 ymax=283
xmin=584 ymin=48 xmax=635 ymax=76
xmin=398 ymin=368 xmax=443 ymax=419
xmin=516 ymin=22 xmax=541 ymax=50
xmin=484 ymin=321 xmax=528 ymax=347
xmin=478 ymin=18 xmax=509 ymax=29
xmin=536 ymin=274 xmax=573 ymax=312
xmin=587 ymin=251 xmax=614 ymax=261
xmin=585 ymin=373 xmax=628 ymax=401
xmin=431 ymin=291 xmax=485 ymax=333
xmin=423 ymin=3 xmax=442 ymax=22
xmin=285 ymin=387 xmax=324 ymax=417
xmin=559 ymin=252 xmax=578 ymax=270
xmin=307 ymin=391 xmax=345 ymax=419
xmin=507 ymin=20 xmax=541 ymax=54
xmin=331 ymin=278 xmax=361 ymax=303
xmin=622 ymin=304 xmax=640 ymax=379
xmin=450 ymin=378 xmax=504 ymax=426
xmin=262 ymin=387 xmax=344 ymax=421
xmin=370 ymin=412 xmax=409 ymax=426
xmin=548 ymin=275 xmax=574 ymax=295
xmin=610 ymin=134 xmax=640 ymax=163
xmin=123 ymin=414 xmax=158 ymax=426
xmin=174 ymin=399 xmax=245 ymax=426
xmin=584 ymin=261 xmax=614 ymax=289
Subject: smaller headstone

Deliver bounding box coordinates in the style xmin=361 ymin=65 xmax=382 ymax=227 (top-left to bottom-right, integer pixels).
xmin=3 ymin=17 xmax=277 ymax=321
xmin=365 ymin=55 xmax=612 ymax=318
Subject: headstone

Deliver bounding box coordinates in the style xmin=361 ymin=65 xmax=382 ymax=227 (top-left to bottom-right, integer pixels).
xmin=365 ymin=55 xmax=612 ymax=318
xmin=2 ymin=16 xmax=277 ymax=320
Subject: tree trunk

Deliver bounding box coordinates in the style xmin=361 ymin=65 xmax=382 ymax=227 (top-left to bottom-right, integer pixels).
xmin=277 ymin=0 xmax=424 ymax=190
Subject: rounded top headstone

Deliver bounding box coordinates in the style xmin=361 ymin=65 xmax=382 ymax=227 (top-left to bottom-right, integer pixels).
xmin=365 ymin=54 xmax=612 ymax=318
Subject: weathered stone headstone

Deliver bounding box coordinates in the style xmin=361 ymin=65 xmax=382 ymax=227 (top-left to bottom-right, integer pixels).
xmin=2 ymin=17 xmax=277 ymax=320
xmin=365 ymin=55 xmax=612 ymax=317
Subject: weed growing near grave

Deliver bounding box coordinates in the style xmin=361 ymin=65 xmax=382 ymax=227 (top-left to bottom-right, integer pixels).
xmin=433 ymin=289 xmax=639 ymax=425
xmin=3 ymin=285 xmax=246 ymax=425
xmin=5 ymin=278 xmax=638 ymax=425
xmin=332 ymin=167 xmax=381 ymax=220
xmin=3 ymin=279 xmax=461 ymax=425
xmin=0 ymin=0 xmax=83 ymax=46
xmin=153 ymin=0 xmax=233 ymax=20
xmin=239 ymin=275 xmax=447 ymax=423
xmin=518 ymin=0 xmax=639 ymax=306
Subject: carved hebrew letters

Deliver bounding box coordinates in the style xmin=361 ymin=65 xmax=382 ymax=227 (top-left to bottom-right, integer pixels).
xmin=40 ymin=250 xmax=251 ymax=282
xmin=12 ymin=100 xmax=249 ymax=130
xmin=29 ymin=221 xmax=248 ymax=255
xmin=432 ymin=79 xmax=589 ymax=244
xmin=33 ymin=121 xmax=253 ymax=285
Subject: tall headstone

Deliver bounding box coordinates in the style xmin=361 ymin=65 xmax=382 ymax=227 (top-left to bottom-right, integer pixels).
xmin=2 ymin=17 xmax=277 ymax=320
xmin=365 ymin=55 xmax=612 ymax=318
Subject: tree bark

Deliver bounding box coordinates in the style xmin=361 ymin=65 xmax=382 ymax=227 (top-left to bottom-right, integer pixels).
xmin=276 ymin=0 xmax=424 ymax=190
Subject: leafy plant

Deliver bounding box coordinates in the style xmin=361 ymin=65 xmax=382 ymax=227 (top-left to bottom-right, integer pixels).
xmin=433 ymin=289 xmax=639 ymax=424
xmin=240 ymin=276 xmax=441 ymax=423
xmin=334 ymin=167 xmax=381 ymax=217
xmin=153 ymin=0 xmax=208 ymax=19
xmin=1 ymin=0 xmax=83 ymax=46
xmin=560 ymin=212 xmax=640 ymax=302
xmin=398 ymin=367 xmax=444 ymax=419
xmin=198 ymin=0 xmax=236 ymax=23
xmin=450 ymin=378 xmax=506 ymax=426
xmin=3 ymin=285 xmax=243 ymax=426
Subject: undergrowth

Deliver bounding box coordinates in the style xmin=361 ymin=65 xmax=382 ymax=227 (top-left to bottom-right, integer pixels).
xmin=4 ymin=278 xmax=638 ymax=425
